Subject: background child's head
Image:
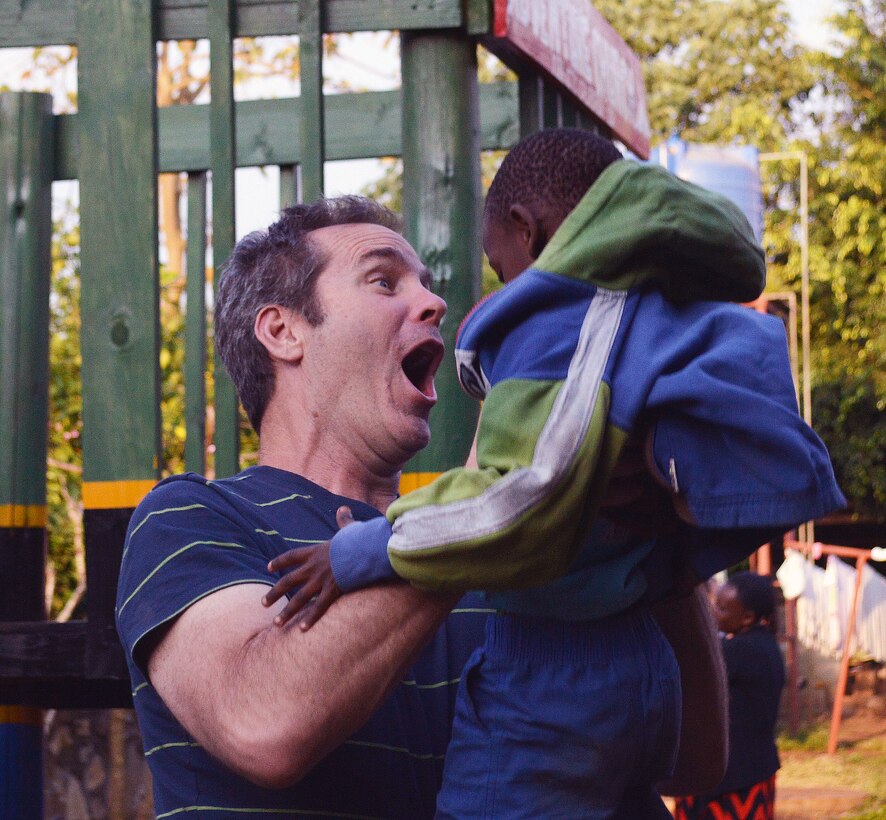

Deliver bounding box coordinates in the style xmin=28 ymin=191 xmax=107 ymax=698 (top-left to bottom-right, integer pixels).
xmin=714 ymin=571 xmax=776 ymax=635
xmin=483 ymin=128 xmax=622 ymax=283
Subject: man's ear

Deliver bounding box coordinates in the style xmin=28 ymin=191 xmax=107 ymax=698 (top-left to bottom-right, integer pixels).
xmin=508 ymin=203 xmax=549 ymax=261
xmin=254 ymin=305 xmax=304 ymax=364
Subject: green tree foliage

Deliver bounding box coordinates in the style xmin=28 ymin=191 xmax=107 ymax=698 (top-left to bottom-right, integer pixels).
xmin=806 ymin=0 xmax=885 ymax=516
xmin=595 ymin=0 xmax=811 ymax=148
xmin=597 ymin=0 xmax=884 ymax=520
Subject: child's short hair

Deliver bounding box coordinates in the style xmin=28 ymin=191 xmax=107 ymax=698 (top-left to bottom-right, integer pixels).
xmin=485 ymin=128 xmax=623 ymax=225
xmin=728 ymin=571 xmax=776 ymax=622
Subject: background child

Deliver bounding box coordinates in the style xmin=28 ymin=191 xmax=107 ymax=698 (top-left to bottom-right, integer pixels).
xmin=674 ymin=572 xmax=786 ymax=820
xmin=264 ymin=129 xmax=842 ymax=818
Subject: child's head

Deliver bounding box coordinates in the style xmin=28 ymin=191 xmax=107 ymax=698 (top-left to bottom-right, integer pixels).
xmin=483 ymin=128 xmax=622 ymax=284
xmin=715 ymin=571 xmax=776 ymax=635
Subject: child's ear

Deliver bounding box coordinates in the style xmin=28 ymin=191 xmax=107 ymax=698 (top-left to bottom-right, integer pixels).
xmin=508 ymin=204 xmax=548 ymax=261
xmin=254 ymin=305 xmax=304 ymax=364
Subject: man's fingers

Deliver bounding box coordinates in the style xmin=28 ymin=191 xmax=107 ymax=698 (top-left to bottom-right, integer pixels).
xmin=336 ymin=505 xmax=355 ymax=529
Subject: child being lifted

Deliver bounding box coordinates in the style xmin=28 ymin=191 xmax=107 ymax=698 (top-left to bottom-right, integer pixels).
xmin=263 ymin=129 xmax=843 ymax=818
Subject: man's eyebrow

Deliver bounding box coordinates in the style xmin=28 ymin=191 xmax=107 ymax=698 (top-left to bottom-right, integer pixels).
xmin=357 ymin=246 xmax=434 ymax=288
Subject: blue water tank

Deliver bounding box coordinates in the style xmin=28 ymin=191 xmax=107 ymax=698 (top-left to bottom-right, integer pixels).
xmin=652 ymin=137 xmax=764 ymax=241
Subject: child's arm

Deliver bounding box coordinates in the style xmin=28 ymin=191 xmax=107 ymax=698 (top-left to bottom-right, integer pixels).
xmin=261 ymin=506 xmax=353 ymax=629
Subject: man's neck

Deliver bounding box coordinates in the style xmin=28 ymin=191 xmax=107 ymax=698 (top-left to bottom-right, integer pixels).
xmin=257 ymin=417 xmax=401 ymax=513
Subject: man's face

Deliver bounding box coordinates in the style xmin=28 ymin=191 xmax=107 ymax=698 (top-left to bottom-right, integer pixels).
xmin=482 ymin=214 xmax=536 ymax=285
xmin=297 ymin=223 xmax=447 ymax=467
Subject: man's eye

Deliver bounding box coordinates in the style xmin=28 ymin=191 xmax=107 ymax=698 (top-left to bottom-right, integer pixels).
xmin=371 ymin=277 xmax=391 ymax=290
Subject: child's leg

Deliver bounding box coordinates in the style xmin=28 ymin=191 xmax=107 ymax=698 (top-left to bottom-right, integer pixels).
xmin=435 ymin=608 xmax=680 ymax=819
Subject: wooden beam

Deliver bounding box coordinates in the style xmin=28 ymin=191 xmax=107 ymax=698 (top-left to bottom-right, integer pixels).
xmin=53 ymin=83 xmax=520 ymax=180
xmin=297 ymin=0 xmax=325 ymax=201
xmin=184 ymin=172 xmax=208 ymax=474
xmin=0 ymin=0 xmax=465 ymax=48
xmin=208 ymin=0 xmax=240 ymax=477
xmin=401 ymin=30 xmax=481 ymax=479
xmin=0 ymin=93 xmax=53 ymax=623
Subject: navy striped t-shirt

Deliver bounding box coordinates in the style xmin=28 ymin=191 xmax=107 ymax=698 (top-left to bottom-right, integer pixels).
xmin=115 ymin=466 xmax=490 ymax=819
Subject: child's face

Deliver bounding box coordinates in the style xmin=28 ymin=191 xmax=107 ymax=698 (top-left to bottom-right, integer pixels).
xmin=482 ymin=215 xmax=536 ymax=285
xmin=714 ymin=584 xmax=754 ymax=635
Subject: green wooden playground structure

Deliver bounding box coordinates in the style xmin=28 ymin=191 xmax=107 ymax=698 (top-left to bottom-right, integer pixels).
xmin=0 ymin=0 xmax=648 ymax=813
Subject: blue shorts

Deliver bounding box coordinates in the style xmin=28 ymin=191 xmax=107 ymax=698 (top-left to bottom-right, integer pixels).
xmin=436 ymin=607 xmax=680 ymax=819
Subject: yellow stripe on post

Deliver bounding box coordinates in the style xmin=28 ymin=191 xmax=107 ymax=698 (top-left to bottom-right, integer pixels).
xmin=0 ymin=505 xmax=47 ymax=528
xmin=0 ymin=706 xmax=42 ymax=726
xmin=399 ymin=472 xmax=443 ymax=495
xmin=82 ymin=479 xmax=156 ymax=510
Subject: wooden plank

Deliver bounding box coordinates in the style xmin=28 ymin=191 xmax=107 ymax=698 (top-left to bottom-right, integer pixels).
xmin=77 ymin=0 xmax=161 ymax=489
xmin=465 ymin=0 xmax=493 ymax=35
xmin=53 ymin=83 xmax=520 ymax=180
xmin=1 ymin=0 xmax=464 ymax=47
xmin=401 ymin=31 xmax=481 ymax=475
xmin=208 ymin=0 xmax=240 ymax=477
xmin=298 ymin=0 xmax=325 ymax=201
xmin=486 ymin=0 xmax=651 ymax=157
xmin=184 ymin=172 xmax=207 ymax=474
xmin=279 ymin=164 xmax=298 ymax=208
xmin=0 ymin=92 xmax=53 ymax=522
xmin=0 ymin=622 xmax=89 ymax=679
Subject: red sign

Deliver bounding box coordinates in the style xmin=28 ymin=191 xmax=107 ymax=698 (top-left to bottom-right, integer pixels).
xmin=491 ymin=0 xmax=651 ymax=158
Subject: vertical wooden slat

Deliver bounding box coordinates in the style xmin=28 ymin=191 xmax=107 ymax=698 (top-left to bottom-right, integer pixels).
xmin=298 ymin=0 xmax=325 ymax=201
xmin=185 ymin=172 xmax=207 ymax=474
xmin=208 ymin=0 xmax=240 ymax=477
xmin=465 ymin=0 xmax=493 ymax=35
xmin=518 ymin=71 xmax=544 ymax=138
xmin=76 ymin=0 xmax=160 ymax=677
xmin=0 ymin=90 xmax=53 ymax=820
xmin=401 ymin=30 xmax=482 ymax=485
xmin=0 ymin=92 xmax=52 ymax=620
xmin=279 ymin=163 xmax=298 ymax=209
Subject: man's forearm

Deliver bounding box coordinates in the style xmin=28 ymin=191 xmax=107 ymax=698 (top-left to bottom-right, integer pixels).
xmin=149 ymin=582 xmax=458 ymax=788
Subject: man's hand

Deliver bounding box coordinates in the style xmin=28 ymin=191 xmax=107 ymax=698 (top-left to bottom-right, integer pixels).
xmin=263 ymin=506 xmax=354 ymax=630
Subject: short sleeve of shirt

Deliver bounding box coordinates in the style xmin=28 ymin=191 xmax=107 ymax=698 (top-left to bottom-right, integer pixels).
xmin=115 ymin=475 xmax=275 ymax=675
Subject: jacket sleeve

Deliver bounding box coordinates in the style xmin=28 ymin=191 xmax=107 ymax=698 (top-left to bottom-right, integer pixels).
xmin=383 ymin=288 xmax=633 ymax=592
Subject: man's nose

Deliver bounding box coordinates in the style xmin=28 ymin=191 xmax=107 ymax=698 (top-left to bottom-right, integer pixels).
xmin=413 ymin=283 xmax=447 ymax=326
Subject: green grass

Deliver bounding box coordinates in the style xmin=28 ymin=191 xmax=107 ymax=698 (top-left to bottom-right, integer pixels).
xmin=777 ymin=727 xmax=886 ymax=820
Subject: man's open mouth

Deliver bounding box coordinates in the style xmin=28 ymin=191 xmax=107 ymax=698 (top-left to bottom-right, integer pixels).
xmin=402 ymin=339 xmax=444 ymax=399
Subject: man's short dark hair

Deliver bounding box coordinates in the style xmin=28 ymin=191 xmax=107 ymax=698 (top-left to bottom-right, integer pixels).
xmin=484 ymin=128 xmax=623 ymax=226
xmin=215 ymin=196 xmax=402 ymax=433
xmin=728 ymin=571 xmax=776 ymax=623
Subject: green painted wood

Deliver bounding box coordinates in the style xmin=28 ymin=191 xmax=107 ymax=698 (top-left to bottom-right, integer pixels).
xmin=185 ymin=172 xmax=208 ymax=474
xmin=518 ymin=71 xmax=543 ymax=137
xmin=279 ymin=164 xmax=298 ymax=208
xmin=76 ymin=0 xmax=160 ymax=484
xmin=401 ymin=30 xmax=481 ymax=473
xmin=298 ymin=0 xmax=325 ymax=201
xmin=0 ymin=93 xmax=53 ymax=508
xmin=1 ymin=0 xmax=464 ymax=47
xmin=543 ymin=83 xmax=562 ymax=129
xmin=465 ymin=0 xmax=492 ymax=35
xmin=208 ymin=0 xmax=240 ymax=477
xmin=52 ymin=83 xmax=520 ymax=180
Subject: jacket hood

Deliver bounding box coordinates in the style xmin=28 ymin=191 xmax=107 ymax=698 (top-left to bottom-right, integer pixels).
xmin=534 ymin=160 xmax=766 ymax=303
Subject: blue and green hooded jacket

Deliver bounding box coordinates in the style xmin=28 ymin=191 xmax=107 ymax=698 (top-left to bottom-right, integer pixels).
xmin=328 ymin=161 xmax=845 ymax=619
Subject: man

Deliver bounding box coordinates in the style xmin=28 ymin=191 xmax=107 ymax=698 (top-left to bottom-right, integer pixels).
xmin=116 ymin=197 xmax=490 ymax=817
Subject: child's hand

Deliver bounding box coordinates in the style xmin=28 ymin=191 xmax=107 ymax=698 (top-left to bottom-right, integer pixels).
xmin=262 ymin=506 xmax=354 ymax=631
